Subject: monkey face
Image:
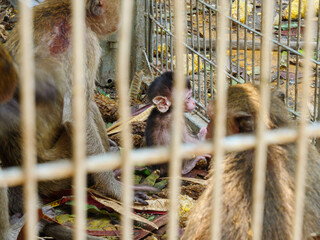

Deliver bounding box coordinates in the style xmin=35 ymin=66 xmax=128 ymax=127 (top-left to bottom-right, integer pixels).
xmin=185 ymin=89 xmax=196 ymax=112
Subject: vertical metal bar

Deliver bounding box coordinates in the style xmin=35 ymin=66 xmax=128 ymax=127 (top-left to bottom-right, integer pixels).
xmin=160 ymin=0 xmax=164 ymax=68
xmin=276 ymin=0 xmax=283 ymax=88
xmin=116 ymin=0 xmax=134 ymax=239
xmin=293 ymin=0 xmax=315 ymax=238
xmin=316 ymin=0 xmax=320 ymax=122
xmin=202 ymin=3 xmax=207 ymax=106
xmin=252 ymin=0 xmax=256 ymax=84
xmin=236 ymin=0 xmax=240 ymax=79
xmin=148 ymin=0 xmax=154 ymax=63
xmin=155 ymin=0 xmax=159 ymax=68
xmin=186 ymin=48 xmax=190 ymax=78
xmin=164 ymin=0 xmax=169 ymax=71
xmin=169 ymin=0 xmax=174 ymax=71
xmin=252 ymin=0 xmax=274 ymax=239
xmin=19 ymin=0 xmax=37 ymax=238
xmin=145 ymin=0 xmax=149 ymax=61
xmin=168 ymin=0 xmax=186 ymax=239
xmin=294 ymin=0 xmax=302 ymax=111
xmin=285 ymin=0 xmax=292 ymax=105
xmin=209 ymin=0 xmax=214 ymax=98
xmin=244 ymin=0 xmax=248 ymax=82
xmin=229 ymin=0 xmax=233 ymax=85
xmin=196 ymin=0 xmax=201 ymax=101
xmin=190 ymin=0 xmax=195 ymax=95
xmin=71 ymin=0 xmax=87 ymax=239
xmin=209 ymin=0 xmax=229 ymax=239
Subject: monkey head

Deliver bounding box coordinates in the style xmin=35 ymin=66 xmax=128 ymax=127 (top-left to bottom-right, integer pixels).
xmin=148 ymin=72 xmax=194 ymax=113
xmin=206 ymin=83 xmax=286 ymax=139
xmin=86 ymin=0 xmax=121 ymax=39
xmin=184 ymin=89 xmax=196 ymax=113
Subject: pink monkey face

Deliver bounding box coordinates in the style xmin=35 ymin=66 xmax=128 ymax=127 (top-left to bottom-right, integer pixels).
xmin=185 ymin=89 xmax=196 ymax=112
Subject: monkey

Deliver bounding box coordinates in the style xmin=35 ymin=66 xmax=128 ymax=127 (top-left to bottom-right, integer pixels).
xmin=0 ymin=44 xmax=64 ymax=240
xmin=1 ymin=0 xmax=148 ymax=239
xmin=145 ymin=72 xmax=210 ymax=176
xmin=182 ymin=83 xmax=320 ymax=240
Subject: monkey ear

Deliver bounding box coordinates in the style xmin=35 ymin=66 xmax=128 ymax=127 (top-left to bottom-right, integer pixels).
xmin=152 ymin=96 xmax=171 ymax=113
xmin=232 ymin=111 xmax=254 ymax=134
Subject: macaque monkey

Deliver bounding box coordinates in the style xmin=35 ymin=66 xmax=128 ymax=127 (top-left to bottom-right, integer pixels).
xmin=182 ymin=83 xmax=320 ymax=240
xmin=1 ymin=0 xmax=147 ymax=239
xmin=0 ymin=44 xmax=63 ymax=240
xmin=145 ymin=72 xmax=210 ymax=176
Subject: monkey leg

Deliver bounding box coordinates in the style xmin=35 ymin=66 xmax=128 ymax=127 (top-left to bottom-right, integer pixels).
xmin=88 ymin=102 xmax=148 ymax=205
xmin=42 ymin=221 xmax=106 ymax=240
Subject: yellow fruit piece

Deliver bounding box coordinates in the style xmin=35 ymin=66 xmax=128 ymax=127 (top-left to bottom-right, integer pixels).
xmin=179 ymin=194 xmax=195 ymax=228
xmin=283 ymin=0 xmax=319 ymax=20
xmin=232 ymin=0 xmax=253 ymax=23
xmin=153 ymin=44 xmax=167 ymax=57
xmin=171 ymin=54 xmax=204 ymax=75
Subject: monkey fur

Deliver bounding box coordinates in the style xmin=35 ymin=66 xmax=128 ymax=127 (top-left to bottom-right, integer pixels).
xmin=182 ymin=83 xmax=320 ymax=240
xmin=0 ymin=0 xmax=146 ymax=239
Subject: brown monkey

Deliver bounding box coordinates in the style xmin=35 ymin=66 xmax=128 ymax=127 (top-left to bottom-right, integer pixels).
xmin=182 ymin=83 xmax=320 ymax=240
xmin=145 ymin=72 xmax=210 ymax=176
xmin=1 ymin=0 xmax=146 ymax=239
xmin=0 ymin=44 xmax=62 ymax=240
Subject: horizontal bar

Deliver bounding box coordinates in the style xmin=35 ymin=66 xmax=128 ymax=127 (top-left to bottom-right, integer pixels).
xmin=148 ymin=13 xmax=320 ymax=65
xmin=2 ymin=124 xmax=320 ymax=187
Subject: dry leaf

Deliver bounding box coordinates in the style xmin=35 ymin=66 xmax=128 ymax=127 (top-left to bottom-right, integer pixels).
xmin=107 ymin=105 xmax=155 ymax=135
xmin=133 ymin=199 xmax=170 ymax=212
xmin=91 ymin=194 xmax=158 ymax=230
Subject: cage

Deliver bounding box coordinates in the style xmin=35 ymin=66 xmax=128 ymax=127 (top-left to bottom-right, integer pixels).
xmin=0 ymin=0 xmax=320 ymax=239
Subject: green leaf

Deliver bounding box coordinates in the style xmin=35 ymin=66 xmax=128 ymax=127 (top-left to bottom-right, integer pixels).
xmin=141 ymin=170 xmax=160 ymax=186
xmin=154 ymin=179 xmax=168 ymax=190
xmin=135 ymin=167 xmax=152 ymax=176
xmin=96 ymin=87 xmax=110 ymax=98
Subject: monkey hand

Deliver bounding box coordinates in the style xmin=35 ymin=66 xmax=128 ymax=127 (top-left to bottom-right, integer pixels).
xmin=134 ymin=192 xmax=150 ymax=205
xmin=197 ymin=127 xmax=207 ymax=141
xmin=182 ymin=154 xmax=211 ymax=175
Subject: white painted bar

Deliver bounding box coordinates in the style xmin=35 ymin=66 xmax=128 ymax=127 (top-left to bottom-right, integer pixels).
xmin=19 ymin=0 xmax=37 ymax=238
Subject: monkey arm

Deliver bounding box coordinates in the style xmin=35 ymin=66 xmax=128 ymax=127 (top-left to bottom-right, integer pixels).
xmin=182 ymin=155 xmax=211 ymax=175
xmin=89 ymin=102 xmax=148 ymax=205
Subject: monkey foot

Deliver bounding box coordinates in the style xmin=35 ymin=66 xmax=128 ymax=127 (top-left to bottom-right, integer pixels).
xmin=134 ymin=192 xmax=150 ymax=205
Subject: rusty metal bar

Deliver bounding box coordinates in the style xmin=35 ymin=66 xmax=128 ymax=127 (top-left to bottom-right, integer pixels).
xmin=294 ymin=0 xmax=302 ymax=111
xmin=276 ymin=0 xmax=283 ymax=88
xmin=285 ymin=0 xmax=292 ymax=105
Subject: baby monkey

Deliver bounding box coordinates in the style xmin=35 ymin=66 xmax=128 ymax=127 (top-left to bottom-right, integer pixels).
xmin=145 ymin=72 xmax=209 ymax=175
